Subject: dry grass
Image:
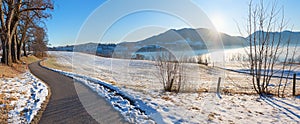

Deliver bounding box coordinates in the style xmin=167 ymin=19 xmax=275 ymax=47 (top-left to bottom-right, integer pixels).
xmin=0 ymin=65 xmax=19 ymax=78
xmin=0 ymin=93 xmax=14 ymax=123
xmin=7 ymin=96 xmax=18 ymax=101
xmin=40 ymin=55 xmax=72 ymax=72
xmin=0 ymin=86 xmax=18 ymax=124
xmin=108 ymin=80 xmax=117 ymax=85
xmin=208 ymin=112 xmax=216 ymax=121
xmin=188 ymin=106 xmax=200 ymax=111
xmin=96 ymin=77 xmax=117 ymax=85
xmin=0 ymin=55 xmax=40 ymax=78
xmin=20 ymin=55 xmax=40 ymax=64
xmin=20 ymin=91 xmax=26 ymax=95
xmin=197 ymin=87 xmax=208 ymax=93
xmin=222 ymin=88 xmax=257 ymax=95
xmin=0 ymin=55 xmax=51 ymax=123
xmin=161 ymin=95 xmax=175 ymax=102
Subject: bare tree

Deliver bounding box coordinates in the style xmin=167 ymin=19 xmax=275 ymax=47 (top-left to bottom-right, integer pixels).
xmin=31 ymin=26 xmax=48 ymax=58
xmin=154 ymin=51 xmax=185 ymax=93
xmin=246 ymin=0 xmax=297 ymax=96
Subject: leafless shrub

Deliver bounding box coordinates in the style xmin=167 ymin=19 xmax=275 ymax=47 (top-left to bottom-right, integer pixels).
xmin=245 ymin=0 xmax=297 ymax=96
xmin=154 ymin=51 xmax=185 ymax=93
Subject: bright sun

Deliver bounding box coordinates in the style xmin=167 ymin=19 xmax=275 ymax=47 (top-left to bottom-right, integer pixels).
xmin=211 ymin=16 xmax=224 ymax=31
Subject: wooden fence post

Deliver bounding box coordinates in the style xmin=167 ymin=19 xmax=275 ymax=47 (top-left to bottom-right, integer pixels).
xmin=293 ymin=73 xmax=296 ymax=96
xmin=217 ymin=77 xmax=222 ymax=99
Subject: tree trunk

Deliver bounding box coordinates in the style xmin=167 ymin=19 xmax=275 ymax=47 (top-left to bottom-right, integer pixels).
xmin=7 ymin=38 xmax=12 ymax=66
xmin=23 ymin=41 xmax=27 ymax=57
xmin=1 ymin=41 xmax=6 ymax=63
xmin=12 ymin=35 xmax=18 ymax=63
xmin=17 ymin=42 xmax=22 ymax=60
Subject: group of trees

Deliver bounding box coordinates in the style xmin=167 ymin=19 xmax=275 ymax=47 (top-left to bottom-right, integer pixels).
xmin=0 ymin=0 xmax=53 ymax=66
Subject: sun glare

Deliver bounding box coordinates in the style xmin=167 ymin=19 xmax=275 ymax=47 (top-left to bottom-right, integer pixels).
xmin=211 ymin=16 xmax=224 ymax=32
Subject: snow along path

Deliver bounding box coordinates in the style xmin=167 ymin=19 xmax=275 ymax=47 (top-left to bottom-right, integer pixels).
xmin=0 ymin=72 xmax=48 ymax=123
xmin=28 ymin=61 xmax=128 ymax=124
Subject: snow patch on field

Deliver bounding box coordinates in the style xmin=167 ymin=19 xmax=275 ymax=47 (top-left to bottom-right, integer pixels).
xmin=120 ymin=88 xmax=300 ymax=123
xmin=0 ymin=72 xmax=48 ymax=123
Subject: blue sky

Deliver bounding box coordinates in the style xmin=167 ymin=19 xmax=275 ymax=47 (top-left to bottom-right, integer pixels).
xmin=46 ymin=0 xmax=300 ymax=46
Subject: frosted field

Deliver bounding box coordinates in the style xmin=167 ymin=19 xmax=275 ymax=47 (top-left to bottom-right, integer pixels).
xmin=52 ymin=51 xmax=216 ymax=92
xmin=47 ymin=51 xmax=300 ymax=123
xmin=50 ymin=52 xmax=300 ymax=123
xmin=200 ymin=46 xmax=300 ymax=95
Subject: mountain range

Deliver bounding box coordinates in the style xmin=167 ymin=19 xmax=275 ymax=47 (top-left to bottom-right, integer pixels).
xmin=247 ymin=30 xmax=300 ymax=45
xmin=117 ymin=28 xmax=246 ymax=51
xmin=49 ymin=28 xmax=300 ymax=57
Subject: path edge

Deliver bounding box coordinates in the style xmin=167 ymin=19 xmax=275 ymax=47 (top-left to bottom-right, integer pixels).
xmin=28 ymin=61 xmax=52 ymax=124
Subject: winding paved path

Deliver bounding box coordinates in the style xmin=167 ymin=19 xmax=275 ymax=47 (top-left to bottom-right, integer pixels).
xmin=29 ymin=61 xmax=127 ymax=124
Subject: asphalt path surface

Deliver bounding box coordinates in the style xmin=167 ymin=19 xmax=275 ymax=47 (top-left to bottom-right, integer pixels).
xmin=29 ymin=61 xmax=127 ymax=124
